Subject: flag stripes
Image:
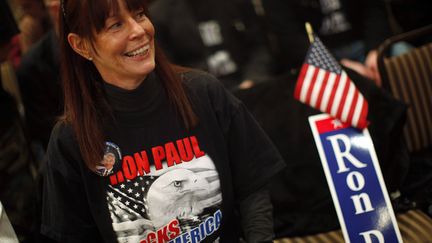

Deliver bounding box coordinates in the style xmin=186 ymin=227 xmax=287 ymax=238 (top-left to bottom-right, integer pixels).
xmin=294 ymin=35 xmax=369 ymax=129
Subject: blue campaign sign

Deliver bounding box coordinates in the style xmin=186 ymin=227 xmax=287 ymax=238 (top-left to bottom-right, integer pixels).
xmin=309 ymin=114 xmax=402 ymax=243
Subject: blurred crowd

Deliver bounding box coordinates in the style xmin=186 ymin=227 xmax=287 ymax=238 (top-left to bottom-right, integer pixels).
xmin=1 ymin=0 xmax=431 ymax=242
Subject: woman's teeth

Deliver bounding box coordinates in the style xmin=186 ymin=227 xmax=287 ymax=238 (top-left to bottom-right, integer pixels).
xmin=125 ymin=45 xmax=149 ymax=57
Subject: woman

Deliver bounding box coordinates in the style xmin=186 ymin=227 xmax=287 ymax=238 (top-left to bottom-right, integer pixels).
xmin=41 ymin=0 xmax=285 ymax=242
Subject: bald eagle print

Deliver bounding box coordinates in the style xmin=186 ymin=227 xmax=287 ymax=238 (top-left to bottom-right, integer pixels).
xmin=106 ymin=154 xmax=222 ymax=243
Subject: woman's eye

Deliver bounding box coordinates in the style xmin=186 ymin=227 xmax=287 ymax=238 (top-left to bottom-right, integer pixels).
xmin=135 ymin=9 xmax=146 ymax=20
xmin=108 ymin=22 xmax=122 ymax=30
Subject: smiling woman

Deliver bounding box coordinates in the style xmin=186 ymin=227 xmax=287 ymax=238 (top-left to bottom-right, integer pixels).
xmin=41 ymin=0 xmax=285 ymax=242
xmin=67 ymin=0 xmax=156 ymax=89
xmin=58 ymin=0 xmax=196 ymax=170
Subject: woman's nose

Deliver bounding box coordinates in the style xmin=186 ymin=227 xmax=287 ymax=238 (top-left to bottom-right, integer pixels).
xmin=128 ymin=18 xmax=145 ymax=40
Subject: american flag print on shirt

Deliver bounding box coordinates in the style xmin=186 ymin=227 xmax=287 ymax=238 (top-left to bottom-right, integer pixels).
xmin=106 ymin=154 xmax=223 ymax=243
xmin=294 ymin=35 xmax=369 ymax=129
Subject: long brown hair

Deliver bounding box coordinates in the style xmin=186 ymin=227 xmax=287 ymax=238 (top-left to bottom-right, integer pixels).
xmin=59 ymin=0 xmax=197 ymax=169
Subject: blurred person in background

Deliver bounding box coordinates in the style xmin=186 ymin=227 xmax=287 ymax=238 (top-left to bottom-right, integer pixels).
xmin=7 ymin=0 xmax=51 ymax=69
xmin=261 ymin=0 xmax=392 ymax=86
xmin=14 ymin=2 xmax=65 ymax=241
xmin=149 ymin=0 xmax=274 ymax=91
xmin=1 ymin=0 xmax=38 ymax=242
xmin=17 ymin=0 xmax=62 ymax=154
xmin=16 ymin=0 xmax=50 ymax=52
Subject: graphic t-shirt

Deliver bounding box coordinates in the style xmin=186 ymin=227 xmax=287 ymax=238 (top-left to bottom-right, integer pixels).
xmin=41 ymin=70 xmax=285 ymax=243
xmin=105 ymin=138 xmax=223 ymax=243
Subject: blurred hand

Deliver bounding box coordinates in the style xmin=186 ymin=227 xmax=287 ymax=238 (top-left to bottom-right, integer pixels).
xmin=364 ymin=50 xmax=381 ymax=87
xmin=340 ymin=50 xmax=382 ymax=87
xmin=238 ymin=79 xmax=255 ymax=89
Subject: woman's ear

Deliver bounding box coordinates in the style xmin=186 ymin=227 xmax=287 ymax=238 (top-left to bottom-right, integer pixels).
xmin=67 ymin=33 xmax=93 ymax=60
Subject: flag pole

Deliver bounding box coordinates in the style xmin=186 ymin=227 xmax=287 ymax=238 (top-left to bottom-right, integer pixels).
xmin=305 ymin=22 xmax=314 ymax=43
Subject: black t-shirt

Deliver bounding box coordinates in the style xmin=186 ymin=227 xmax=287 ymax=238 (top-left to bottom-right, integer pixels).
xmin=41 ymin=70 xmax=285 ymax=243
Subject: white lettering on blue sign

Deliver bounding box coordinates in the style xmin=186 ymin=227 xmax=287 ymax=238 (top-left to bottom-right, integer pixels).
xmin=360 ymin=230 xmax=385 ymax=243
xmin=326 ymin=134 xmax=367 ymax=173
xmin=309 ymin=114 xmax=402 ymax=243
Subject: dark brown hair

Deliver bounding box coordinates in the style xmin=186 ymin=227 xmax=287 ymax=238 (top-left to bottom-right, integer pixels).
xmin=59 ymin=0 xmax=197 ymax=169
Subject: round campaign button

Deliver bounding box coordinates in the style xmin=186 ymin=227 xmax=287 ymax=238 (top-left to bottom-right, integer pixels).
xmin=94 ymin=142 xmax=122 ymax=177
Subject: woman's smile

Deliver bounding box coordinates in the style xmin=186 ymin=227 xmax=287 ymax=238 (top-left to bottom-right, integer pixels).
xmin=124 ymin=44 xmax=150 ymax=57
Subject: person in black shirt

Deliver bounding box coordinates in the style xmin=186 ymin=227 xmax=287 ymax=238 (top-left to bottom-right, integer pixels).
xmin=41 ymin=0 xmax=285 ymax=242
xmin=17 ymin=0 xmax=63 ymax=150
xmin=1 ymin=1 xmax=40 ymax=241
xmin=261 ymin=0 xmax=392 ymax=86
xmin=149 ymin=0 xmax=274 ymax=91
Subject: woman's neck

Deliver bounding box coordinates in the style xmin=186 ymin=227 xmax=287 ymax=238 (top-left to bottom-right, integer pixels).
xmin=103 ymin=76 xmax=146 ymax=90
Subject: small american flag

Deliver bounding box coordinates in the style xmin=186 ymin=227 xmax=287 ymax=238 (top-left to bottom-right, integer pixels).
xmin=294 ymin=35 xmax=369 ymax=129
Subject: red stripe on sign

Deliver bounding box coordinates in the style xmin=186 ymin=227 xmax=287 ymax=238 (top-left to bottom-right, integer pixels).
xmin=315 ymin=117 xmax=351 ymax=134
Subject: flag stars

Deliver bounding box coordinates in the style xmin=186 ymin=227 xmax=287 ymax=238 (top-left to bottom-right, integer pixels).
xmin=309 ymin=43 xmax=341 ymax=73
xmin=120 ymin=184 xmax=125 ymax=189
xmin=125 ymin=201 xmax=130 ymax=206
xmin=133 ymin=204 xmax=138 ymax=209
xmin=134 ymin=182 xmax=139 ymax=187
xmin=135 ymin=192 xmax=140 ymax=198
xmin=128 ymin=188 xmax=133 ymax=193
xmin=116 ymin=196 xmax=122 ymax=201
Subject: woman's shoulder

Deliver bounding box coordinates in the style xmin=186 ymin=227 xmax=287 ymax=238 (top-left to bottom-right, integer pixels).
xmin=174 ymin=67 xmax=241 ymax=111
xmin=46 ymin=120 xmax=84 ymax=180
xmin=178 ymin=68 xmax=218 ymax=83
xmin=51 ymin=120 xmax=73 ymax=137
xmin=175 ymin=67 xmax=225 ymax=93
xmin=49 ymin=120 xmax=77 ymax=149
